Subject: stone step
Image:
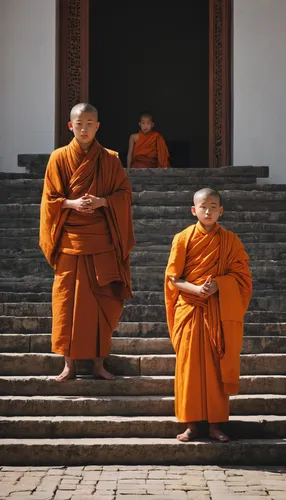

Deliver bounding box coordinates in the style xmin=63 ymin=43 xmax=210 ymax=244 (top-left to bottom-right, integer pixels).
xmin=133 ymin=207 xmax=286 ymax=221
xmin=0 ymin=375 xmax=284 ymax=397
xmin=1 ymin=243 xmax=286 ymax=261
xmin=1 ymin=186 xmax=286 ymax=208
xmin=2 ymin=436 xmax=286 ymax=466
xmin=2 ymin=203 xmax=286 ymax=222
xmin=0 ymin=291 xmax=285 ymax=314
xmin=1 ymin=317 xmax=285 ymax=336
xmin=1 ymin=181 xmax=274 ymax=200
xmin=0 ymin=437 xmax=285 ymax=466
xmin=1 ymin=303 xmax=286 ymax=323
xmin=1 ymin=254 xmax=285 ymax=271
xmin=2 ymin=232 xmax=286 ymax=250
xmin=135 ymin=220 xmax=286 ymax=234
xmin=0 ymin=334 xmax=285 ymax=355
xmin=0 ymin=415 xmax=285 ymax=440
xmin=1 ymin=221 xmax=286 ymax=237
xmin=3 ymin=211 xmax=286 ymax=229
xmin=0 ymin=352 xmax=284 ymax=376
xmin=0 ymin=262 xmax=284 ymax=284
xmin=0 ymin=277 xmax=279 ymax=295
xmin=0 ymin=176 xmax=266 ymax=197
xmin=15 ymin=163 xmax=269 ymax=177
xmin=14 ymin=164 xmax=267 ymax=178
xmin=132 ymin=189 xmax=286 ymax=205
xmin=0 ymin=394 xmax=285 ymax=416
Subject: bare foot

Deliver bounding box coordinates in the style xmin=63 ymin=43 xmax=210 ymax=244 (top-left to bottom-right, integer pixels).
xmin=209 ymin=424 xmax=229 ymax=442
xmin=56 ymin=359 xmax=76 ymax=383
xmin=93 ymin=366 xmax=116 ymax=380
xmin=177 ymin=425 xmax=199 ymax=442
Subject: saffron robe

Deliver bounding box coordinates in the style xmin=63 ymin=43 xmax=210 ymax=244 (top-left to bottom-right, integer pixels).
xmin=131 ymin=131 xmax=170 ymax=168
xmin=165 ymin=222 xmax=252 ymax=423
xmin=40 ymin=138 xmax=135 ymax=359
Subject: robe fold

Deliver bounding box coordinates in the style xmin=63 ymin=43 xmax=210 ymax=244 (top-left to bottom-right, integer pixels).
xmin=132 ymin=131 xmax=170 ymax=168
xmin=165 ymin=222 xmax=252 ymax=423
xmin=40 ymin=138 xmax=135 ymax=359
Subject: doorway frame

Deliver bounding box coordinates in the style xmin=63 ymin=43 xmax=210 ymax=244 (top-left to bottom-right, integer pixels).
xmin=56 ymin=0 xmax=232 ymax=168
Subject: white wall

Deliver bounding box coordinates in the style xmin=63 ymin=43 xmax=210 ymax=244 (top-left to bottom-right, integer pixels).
xmin=233 ymin=0 xmax=286 ymax=183
xmin=0 ymin=0 xmax=56 ymax=172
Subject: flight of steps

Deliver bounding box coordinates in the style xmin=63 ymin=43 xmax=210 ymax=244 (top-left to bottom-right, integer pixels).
xmin=0 ymin=164 xmax=285 ymax=465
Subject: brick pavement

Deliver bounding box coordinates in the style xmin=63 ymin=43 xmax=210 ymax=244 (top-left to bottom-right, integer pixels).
xmin=0 ymin=465 xmax=285 ymax=500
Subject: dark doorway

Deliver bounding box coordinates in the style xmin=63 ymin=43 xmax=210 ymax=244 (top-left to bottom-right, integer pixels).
xmin=89 ymin=0 xmax=209 ymax=167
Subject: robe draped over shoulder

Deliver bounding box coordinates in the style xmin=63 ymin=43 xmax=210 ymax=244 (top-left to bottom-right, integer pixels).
xmin=165 ymin=222 xmax=252 ymax=422
xmin=39 ymin=138 xmax=135 ymax=359
xmin=131 ymin=131 xmax=170 ymax=168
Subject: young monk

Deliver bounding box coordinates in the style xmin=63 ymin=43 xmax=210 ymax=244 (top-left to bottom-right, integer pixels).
xmin=127 ymin=113 xmax=170 ymax=169
xmin=165 ymin=188 xmax=252 ymax=442
xmin=40 ymin=103 xmax=135 ymax=382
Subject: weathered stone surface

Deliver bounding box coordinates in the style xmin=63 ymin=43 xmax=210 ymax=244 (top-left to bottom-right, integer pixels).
xmin=0 ymin=333 xmax=284 ymax=355
xmin=0 ymin=352 xmax=285 ymax=376
xmin=0 ymin=394 xmax=285 ymax=417
xmin=0 ymin=375 xmax=284 ymax=397
xmin=0 ymin=438 xmax=285 ymax=466
xmin=1 ymin=166 xmax=285 ymax=465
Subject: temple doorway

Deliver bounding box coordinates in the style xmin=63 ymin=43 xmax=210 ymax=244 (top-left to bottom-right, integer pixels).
xmin=89 ymin=0 xmax=209 ymax=167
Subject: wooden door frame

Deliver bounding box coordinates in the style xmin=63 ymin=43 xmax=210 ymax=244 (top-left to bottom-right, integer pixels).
xmin=56 ymin=0 xmax=232 ymax=168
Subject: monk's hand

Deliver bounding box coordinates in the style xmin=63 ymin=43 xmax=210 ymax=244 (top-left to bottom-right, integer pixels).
xmin=82 ymin=194 xmax=108 ymax=209
xmin=199 ymin=278 xmax=218 ymax=297
xmin=197 ymin=277 xmax=213 ymax=297
xmin=71 ymin=196 xmax=94 ymax=213
xmin=206 ymin=279 xmax=218 ymax=296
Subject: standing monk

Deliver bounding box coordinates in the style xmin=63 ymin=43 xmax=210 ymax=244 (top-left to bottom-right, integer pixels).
xmin=127 ymin=113 xmax=170 ymax=169
xmin=165 ymin=188 xmax=252 ymax=441
xmin=40 ymin=103 xmax=135 ymax=382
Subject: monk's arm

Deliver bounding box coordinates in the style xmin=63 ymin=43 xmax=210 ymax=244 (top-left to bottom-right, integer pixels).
xmin=169 ymin=276 xmax=215 ymax=296
xmin=127 ymin=134 xmax=136 ymax=168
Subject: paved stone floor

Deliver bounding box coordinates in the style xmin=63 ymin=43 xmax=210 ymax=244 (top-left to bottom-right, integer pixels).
xmin=0 ymin=465 xmax=285 ymax=500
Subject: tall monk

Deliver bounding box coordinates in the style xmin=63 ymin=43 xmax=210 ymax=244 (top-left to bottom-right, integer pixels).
xmin=127 ymin=113 xmax=170 ymax=169
xmin=165 ymin=188 xmax=252 ymax=442
xmin=40 ymin=103 xmax=135 ymax=382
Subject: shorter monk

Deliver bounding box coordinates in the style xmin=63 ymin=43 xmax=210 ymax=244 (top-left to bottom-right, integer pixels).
xmin=127 ymin=113 xmax=170 ymax=169
xmin=165 ymin=188 xmax=252 ymax=442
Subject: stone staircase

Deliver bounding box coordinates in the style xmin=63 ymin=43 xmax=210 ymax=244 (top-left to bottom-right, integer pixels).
xmin=0 ymin=164 xmax=285 ymax=465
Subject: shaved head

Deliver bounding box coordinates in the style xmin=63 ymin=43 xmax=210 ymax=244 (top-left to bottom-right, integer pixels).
xmin=193 ymin=188 xmax=222 ymax=206
xmin=70 ymin=103 xmax=98 ymax=121
xmin=139 ymin=112 xmax=153 ymax=121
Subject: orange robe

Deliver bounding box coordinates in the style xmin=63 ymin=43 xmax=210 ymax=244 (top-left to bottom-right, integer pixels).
xmin=40 ymin=138 xmax=135 ymax=359
xmin=165 ymin=222 xmax=252 ymax=423
xmin=132 ymin=131 xmax=170 ymax=168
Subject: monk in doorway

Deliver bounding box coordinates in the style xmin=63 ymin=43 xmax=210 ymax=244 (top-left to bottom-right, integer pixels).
xmin=40 ymin=103 xmax=135 ymax=382
xmin=165 ymin=188 xmax=252 ymax=442
xmin=127 ymin=113 xmax=170 ymax=169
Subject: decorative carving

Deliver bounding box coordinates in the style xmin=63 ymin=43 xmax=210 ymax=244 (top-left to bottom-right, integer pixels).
xmin=57 ymin=0 xmax=89 ymax=147
xmin=209 ymin=0 xmax=231 ymax=168
xmin=67 ymin=0 xmax=82 ymax=113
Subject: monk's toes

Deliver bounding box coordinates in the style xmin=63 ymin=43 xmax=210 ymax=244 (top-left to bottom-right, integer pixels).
xmin=209 ymin=431 xmax=229 ymax=442
xmin=176 ymin=430 xmax=199 ymax=442
xmin=93 ymin=369 xmax=116 ymax=380
xmin=55 ymin=371 xmax=76 ymax=383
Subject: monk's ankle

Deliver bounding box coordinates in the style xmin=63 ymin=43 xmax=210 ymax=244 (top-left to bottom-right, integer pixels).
xmin=188 ymin=422 xmax=198 ymax=433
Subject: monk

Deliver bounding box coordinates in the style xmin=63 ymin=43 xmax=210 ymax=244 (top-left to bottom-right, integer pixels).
xmin=165 ymin=188 xmax=252 ymax=442
xmin=127 ymin=113 xmax=170 ymax=169
xmin=40 ymin=103 xmax=135 ymax=382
